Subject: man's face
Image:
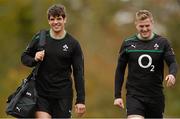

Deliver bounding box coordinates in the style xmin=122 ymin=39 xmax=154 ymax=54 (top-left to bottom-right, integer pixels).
xmin=48 ymin=16 xmax=66 ymax=33
xmin=135 ymin=18 xmax=153 ymax=39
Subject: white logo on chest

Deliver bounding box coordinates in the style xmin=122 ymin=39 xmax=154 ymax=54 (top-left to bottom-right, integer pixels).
xmin=154 ymin=43 xmax=159 ymax=50
xmin=63 ymin=44 xmax=68 ymax=51
xmin=131 ymin=44 xmax=136 ymax=48
xmin=138 ymin=54 xmax=155 ymax=72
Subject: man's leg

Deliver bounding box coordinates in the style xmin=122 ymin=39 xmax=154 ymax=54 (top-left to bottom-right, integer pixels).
xmin=126 ymin=95 xmax=145 ymax=118
xmin=35 ymin=111 xmax=51 ymax=118
xmin=145 ymin=96 xmax=165 ymax=118
xmin=35 ymin=96 xmax=52 ymax=118
xmin=51 ymin=98 xmax=72 ymax=118
xmin=128 ymin=114 xmax=144 ymax=119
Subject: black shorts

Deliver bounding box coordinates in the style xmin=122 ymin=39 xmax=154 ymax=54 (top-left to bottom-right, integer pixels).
xmin=36 ymin=96 xmax=72 ymax=118
xmin=126 ymin=95 xmax=165 ymax=118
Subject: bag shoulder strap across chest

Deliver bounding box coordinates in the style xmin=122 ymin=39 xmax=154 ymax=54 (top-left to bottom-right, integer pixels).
xmin=32 ymin=29 xmax=46 ymax=78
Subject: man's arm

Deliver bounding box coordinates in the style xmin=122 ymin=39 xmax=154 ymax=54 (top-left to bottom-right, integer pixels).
xmin=72 ymin=41 xmax=85 ymax=117
xmin=165 ymin=55 xmax=178 ymax=87
xmin=165 ymin=55 xmax=178 ymax=77
xmin=114 ymin=53 xmax=127 ymax=108
xmin=114 ymin=41 xmax=128 ymax=99
xmin=21 ymin=34 xmax=39 ymax=67
xmin=72 ymin=41 xmax=85 ymax=104
xmin=114 ymin=57 xmax=127 ymax=98
xmin=164 ymin=39 xmax=178 ymax=87
xmin=114 ymin=41 xmax=128 ymax=108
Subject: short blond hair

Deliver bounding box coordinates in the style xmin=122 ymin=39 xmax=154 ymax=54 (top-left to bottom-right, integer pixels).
xmin=135 ymin=10 xmax=153 ymax=22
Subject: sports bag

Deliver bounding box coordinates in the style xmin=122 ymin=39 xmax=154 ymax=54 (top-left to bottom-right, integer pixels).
xmin=6 ymin=73 xmax=37 ymax=118
xmin=5 ymin=30 xmax=46 ymax=118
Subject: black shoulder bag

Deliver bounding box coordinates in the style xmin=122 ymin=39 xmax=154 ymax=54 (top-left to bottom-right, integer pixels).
xmin=5 ymin=30 xmax=46 ymax=118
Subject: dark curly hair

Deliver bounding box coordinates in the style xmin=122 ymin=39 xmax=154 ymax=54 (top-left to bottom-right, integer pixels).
xmin=47 ymin=4 xmax=66 ymax=20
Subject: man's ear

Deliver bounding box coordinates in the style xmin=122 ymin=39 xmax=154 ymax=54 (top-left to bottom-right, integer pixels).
xmin=134 ymin=20 xmax=138 ymax=25
xmin=135 ymin=21 xmax=138 ymax=29
xmin=64 ymin=17 xmax=67 ymax=23
xmin=151 ymin=19 xmax=154 ymax=24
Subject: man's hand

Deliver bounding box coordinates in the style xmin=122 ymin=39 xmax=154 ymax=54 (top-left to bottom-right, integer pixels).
xmin=165 ymin=74 xmax=176 ymax=87
xmin=114 ymin=98 xmax=124 ymax=109
xmin=35 ymin=50 xmax=45 ymax=61
xmin=75 ymin=103 xmax=86 ymax=117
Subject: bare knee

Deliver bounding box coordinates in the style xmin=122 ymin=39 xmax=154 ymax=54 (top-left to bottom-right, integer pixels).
xmin=35 ymin=111 xmax=51 ymax=119
xmin=127 ymin=114 xmax=144 ymax=119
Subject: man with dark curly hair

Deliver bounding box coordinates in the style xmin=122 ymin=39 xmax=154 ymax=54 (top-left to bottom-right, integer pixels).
xmin=21 ymin=4 xmax=85 ymax=118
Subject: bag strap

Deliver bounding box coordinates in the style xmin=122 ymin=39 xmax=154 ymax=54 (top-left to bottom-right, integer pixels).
xmin=32 ymin=30 xmax=46 ymax=78
xmin=38 ymin=29 xmax=46 ymax=51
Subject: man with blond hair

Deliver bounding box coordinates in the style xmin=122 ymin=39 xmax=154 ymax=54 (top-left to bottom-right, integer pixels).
xmin=114 ymin=10 xmax=178 ymax=118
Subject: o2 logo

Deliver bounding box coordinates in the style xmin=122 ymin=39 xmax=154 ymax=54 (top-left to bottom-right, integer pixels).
xmin=138 ymin=54 xmax=155 ymax=72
